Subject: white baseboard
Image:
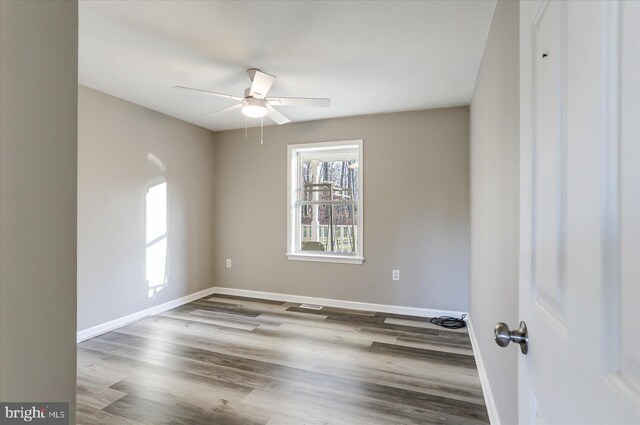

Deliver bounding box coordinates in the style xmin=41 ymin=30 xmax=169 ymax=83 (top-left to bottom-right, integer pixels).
xmin=76 ymin=286 xmax=217 ymax=343
xmin=210 ymin=286 xmax=467 ymax=319
xmin=77 ymin=285 xmax=467 ymax=343
xmin=467 ymin=317 xmax=501 ymax=425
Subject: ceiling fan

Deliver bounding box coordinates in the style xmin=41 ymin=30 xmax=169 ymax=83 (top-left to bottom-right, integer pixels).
xmin=174 ymin=68 xmax=331 ymax=125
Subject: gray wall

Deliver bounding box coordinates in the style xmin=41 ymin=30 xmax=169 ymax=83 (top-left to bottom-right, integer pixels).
xmin=0 ymin=0 xmax=78 ymax=419
xmin=214 ymin=107 xmax=470 ymax=312
xmin=469 ymin=1 xmax=519 ymax=424
xmin=77 ymin=86 xmax=216 ymax=331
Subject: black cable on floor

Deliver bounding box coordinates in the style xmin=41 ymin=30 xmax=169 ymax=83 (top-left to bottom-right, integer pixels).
xmin=429 ymin=314 xmax=467 ymax=329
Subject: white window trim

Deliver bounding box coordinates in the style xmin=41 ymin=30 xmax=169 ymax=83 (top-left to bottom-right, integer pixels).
xmin=286 ymin=139 xmax=364 ymax=264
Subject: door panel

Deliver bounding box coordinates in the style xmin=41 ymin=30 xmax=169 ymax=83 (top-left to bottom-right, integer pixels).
xmin=519 ymin=1 xmax=640 ymax=423
xmin=616 ymin=0 xmax=640 ymax=402
xmin=531 ymin=0 xmax=566 ymax=328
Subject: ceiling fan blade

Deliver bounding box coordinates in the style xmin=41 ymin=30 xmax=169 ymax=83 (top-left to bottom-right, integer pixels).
xmin=204 ymin=103 xmax=242 ymax=117
xmin=267 ymin=97 xmax=331 ymax=108
xmin=249 ymin=70 xmax=276 ymax=99
xmin=266 ymin=105 xmax=291 ymax=125
xmin=174 ymin=85 xmax=242 ymax=101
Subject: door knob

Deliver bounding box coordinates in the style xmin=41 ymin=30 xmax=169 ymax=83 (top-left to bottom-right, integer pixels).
xmin=494 ymin=321 xmax=528 ymax=354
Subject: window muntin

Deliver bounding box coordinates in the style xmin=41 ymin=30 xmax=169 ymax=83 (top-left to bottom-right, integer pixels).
xmin=287 ymin=140 xmax=363 ymax=264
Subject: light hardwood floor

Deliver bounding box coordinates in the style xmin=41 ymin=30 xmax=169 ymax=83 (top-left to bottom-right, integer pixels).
xmin=77 ymin=294 xmax=489 ymax=424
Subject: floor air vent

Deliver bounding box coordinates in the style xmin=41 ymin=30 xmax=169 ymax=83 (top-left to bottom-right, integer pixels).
xmin=299 ymin=304 xmax=323 ymax=310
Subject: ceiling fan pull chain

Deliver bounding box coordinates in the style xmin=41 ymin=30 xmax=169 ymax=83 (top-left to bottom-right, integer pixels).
xmin=245 ymin=115 xmax=247 ymax=139
xmin=260 ymin=117 xmax=264 ymax=145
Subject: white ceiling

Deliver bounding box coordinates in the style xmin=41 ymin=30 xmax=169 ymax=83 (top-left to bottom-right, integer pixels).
xmin=79 ymin=1 xmax=495 ymax=131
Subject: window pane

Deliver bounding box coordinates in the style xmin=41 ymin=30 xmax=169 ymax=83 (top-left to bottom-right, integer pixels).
xmin=300 ymin=158 xmax=359 ymax=204
xmin=300 ymin=203 xmax=358 ymax=254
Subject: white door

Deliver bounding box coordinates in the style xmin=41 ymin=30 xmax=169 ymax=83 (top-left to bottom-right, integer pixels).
xmin=519 ymin=1 xmax=640 ymax=424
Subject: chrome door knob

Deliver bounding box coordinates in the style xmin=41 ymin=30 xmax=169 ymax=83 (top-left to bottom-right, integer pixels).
xmin=494 ymin=321 xmax=528 ymax=354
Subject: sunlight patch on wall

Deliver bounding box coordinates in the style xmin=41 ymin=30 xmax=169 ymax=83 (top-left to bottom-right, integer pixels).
xmin=146 ymin=180 xmax=168 ymax=298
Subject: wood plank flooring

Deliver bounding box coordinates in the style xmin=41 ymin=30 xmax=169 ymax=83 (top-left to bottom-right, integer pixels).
xmin=77 ymin=294 xmax=489 ymax=425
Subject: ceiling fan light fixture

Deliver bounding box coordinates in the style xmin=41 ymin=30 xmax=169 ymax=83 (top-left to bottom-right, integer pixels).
xmin=242 ymin=97 xmax=268 ymax=118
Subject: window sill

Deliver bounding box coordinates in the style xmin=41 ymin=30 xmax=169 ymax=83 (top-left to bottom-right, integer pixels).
xmin=286 ymin=253 xmax=365 ymax=265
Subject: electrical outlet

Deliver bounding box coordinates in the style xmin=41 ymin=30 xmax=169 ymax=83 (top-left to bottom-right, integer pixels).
xmin=225 ymin=259 xmax=232 ymax=268
xmin=392 ymin=270 xmax=400 ymax=281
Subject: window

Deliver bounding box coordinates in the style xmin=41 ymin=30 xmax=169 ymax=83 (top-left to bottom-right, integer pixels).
xmin=287 ymin=140 xmax=363 ymax=264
